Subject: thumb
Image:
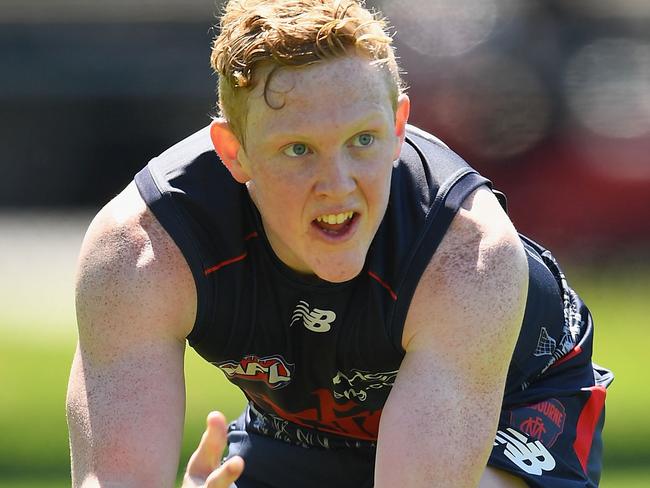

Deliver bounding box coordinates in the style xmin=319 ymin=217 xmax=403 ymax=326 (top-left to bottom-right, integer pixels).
xmin=204 ymin=455 xmax=245 ymax=488
xmin=186 ymin=411 xmax=229 ymax=479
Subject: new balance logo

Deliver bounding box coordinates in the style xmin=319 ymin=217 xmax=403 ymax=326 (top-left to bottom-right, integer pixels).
xmin=290 ymin=300 xmax=336 ymax=333
xmin=494 ymin=428 xmax=556 ymax=476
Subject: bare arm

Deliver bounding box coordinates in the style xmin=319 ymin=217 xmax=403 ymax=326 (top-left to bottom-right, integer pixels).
xmin=375 ymin=187 xmax=528 ymax=487
xmin=67 ymin=183 xmax=197 ymax=487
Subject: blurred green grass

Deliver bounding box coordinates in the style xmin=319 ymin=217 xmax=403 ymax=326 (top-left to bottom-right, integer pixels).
xmin=568 ymin=263 xmax=650 ymax=469
xmin=0 ymin=253 xmax=648 ymax=485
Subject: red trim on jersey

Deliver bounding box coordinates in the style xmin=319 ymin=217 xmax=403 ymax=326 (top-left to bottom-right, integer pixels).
xmin=204 ymin=232 xmax=257 ymax=275
xmin=204 ymin=252 xmax=248 ymax=276
xmin=573 ymin=385 xmax=607 ymax=474
xmin=368 ymin=271 xmax=397 ymax=301
xmin=550 ymin=345 xmax=583 ymax=369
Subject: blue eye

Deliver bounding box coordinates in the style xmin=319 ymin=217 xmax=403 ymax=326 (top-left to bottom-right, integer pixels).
xmin=352 ymin=133 xmax=374 ymax=147
xmin=283 ymin=143 xmax=310 ymax=157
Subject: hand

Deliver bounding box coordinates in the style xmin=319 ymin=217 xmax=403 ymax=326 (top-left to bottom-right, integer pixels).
xmin=182 ymin=411 xmax=245 ymax=488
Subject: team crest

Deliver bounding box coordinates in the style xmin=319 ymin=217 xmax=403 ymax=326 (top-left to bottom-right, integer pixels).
xmin=510 ymin=398 xmax=566 ymax=447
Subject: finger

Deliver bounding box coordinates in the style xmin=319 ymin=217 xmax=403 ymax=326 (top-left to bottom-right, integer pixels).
xmin=186 ymin=411 xmax=229 ymax=479
xmin=205 ymin=456 xmax=245 ymax=488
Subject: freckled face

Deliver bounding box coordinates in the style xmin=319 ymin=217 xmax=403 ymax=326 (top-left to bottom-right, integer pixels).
xmin=237 ymin=56 xmax=409 ymax=282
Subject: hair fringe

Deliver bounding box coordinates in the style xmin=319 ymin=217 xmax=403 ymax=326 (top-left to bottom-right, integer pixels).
xmin=211 ymin=0 xmax=405 ymax=145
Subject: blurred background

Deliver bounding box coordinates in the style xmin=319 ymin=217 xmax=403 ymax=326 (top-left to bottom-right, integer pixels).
xmin=0 ymin=0 xmax=648 ymax=486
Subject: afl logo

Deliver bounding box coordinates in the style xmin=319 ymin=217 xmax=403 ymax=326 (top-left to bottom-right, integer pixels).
xmin=216 ymin=354 xmax=294 ymax=389
xmin=510 ymin=398 xmax=566 ymax=448
xmin=290 ymin=300 xmax=336 ymax=333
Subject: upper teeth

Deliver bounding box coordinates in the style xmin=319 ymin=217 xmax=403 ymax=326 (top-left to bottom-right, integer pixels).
xmin=316 ymin=211 xmax=354 ymax=224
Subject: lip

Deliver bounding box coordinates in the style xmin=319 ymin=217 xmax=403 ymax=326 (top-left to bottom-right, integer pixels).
xmin=309 ymin=211 xmax=361 ymax=243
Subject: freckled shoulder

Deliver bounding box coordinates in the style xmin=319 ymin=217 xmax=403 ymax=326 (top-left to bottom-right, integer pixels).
xmin=75 ymin=182 xmax=197 ymax=352
xmin=68 ymin=181 xmax=194 ymax=484
xmin=376 ymin=186 xmax=529 ymax=487
xmin=402 ymin=185 xmax=528 ymax=351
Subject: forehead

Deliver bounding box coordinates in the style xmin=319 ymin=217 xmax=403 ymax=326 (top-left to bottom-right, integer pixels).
xmin=246 ymin=56 xmax=394 ymax=139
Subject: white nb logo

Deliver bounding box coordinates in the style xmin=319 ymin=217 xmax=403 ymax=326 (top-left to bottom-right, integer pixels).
xmin=494 ymin=428 xmax=556 ymax=476
xmin=290 ymin=300 xmax=336 ymax=333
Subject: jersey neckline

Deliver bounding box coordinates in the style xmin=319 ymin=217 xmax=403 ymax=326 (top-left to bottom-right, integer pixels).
xmin=245 ymin=193 xmax=362 ymax=291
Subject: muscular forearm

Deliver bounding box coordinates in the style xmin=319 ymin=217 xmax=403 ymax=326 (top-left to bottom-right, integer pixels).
xmin=67 ymin=345 xmax=185 ymax=488
xmin=375 ymin=377 xmax=499 ymax=487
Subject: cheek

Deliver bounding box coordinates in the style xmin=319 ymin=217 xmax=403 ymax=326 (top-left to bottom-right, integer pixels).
xmin=257 ymin=175 xmax=307 ymax=222
xmin=362 ymin=160 xmax=393 ymax=202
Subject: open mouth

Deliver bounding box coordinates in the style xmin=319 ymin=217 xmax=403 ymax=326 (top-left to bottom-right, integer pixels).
xmin=312 ymin=211 xmax=357 ymax=236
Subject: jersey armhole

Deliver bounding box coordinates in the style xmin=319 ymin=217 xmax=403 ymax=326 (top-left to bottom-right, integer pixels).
xmin=388 ymin=170 xmax=492 ymax=354
xmin=134 ymin=164 xmax=213 ymax=345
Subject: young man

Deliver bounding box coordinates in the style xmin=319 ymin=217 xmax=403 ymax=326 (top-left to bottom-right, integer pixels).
xmin=67 ymin=1 xmax=612 ymax=487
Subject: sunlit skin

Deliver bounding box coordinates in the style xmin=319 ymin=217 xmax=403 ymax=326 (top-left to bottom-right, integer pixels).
xmin=211 ymin=55 xmax=410 ymax=282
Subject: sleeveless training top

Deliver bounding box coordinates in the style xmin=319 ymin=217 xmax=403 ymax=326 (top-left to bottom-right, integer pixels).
xmin=134 ymin=124 xmax=588 ymax=447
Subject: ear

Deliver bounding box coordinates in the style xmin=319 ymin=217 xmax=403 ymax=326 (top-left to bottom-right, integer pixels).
xmin=393 ymin=94 xmax=411 ymax=160
xmin=209 ymin=119 xmax=250 ymax=184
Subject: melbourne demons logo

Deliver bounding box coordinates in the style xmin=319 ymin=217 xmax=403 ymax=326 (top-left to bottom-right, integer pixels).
xmin=216 ymin=355 xmax=294 ymax=389
xmin=290 ymin=300 xmax=336 ymax=333
xmin=510 ymin=398 xmax=566 ymax=448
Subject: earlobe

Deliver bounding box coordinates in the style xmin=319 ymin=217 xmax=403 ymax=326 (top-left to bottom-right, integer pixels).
xmin=393 ymin=94 xmax=411 ymax=159
xmin=209 ymin=119 xmax=250 ymax=184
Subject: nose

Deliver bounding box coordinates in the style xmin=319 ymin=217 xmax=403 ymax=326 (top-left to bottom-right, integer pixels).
xmin=313 ymin=154 xmax=356 ymax=199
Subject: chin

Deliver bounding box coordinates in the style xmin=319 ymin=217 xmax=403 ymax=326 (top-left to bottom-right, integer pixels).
xmin=312 ymin=256 xmax=366 ymax=283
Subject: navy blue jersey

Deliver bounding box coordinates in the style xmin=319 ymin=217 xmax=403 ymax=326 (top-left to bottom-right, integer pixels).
xmin=135 ymin=124 xmax=612 ymax=486
xmin=135 ymin=124 xmax=491 ymax=442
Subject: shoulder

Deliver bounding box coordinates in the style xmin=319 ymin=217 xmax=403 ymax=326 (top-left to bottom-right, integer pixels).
xmin=403 ymin=185 xmax=528 ymax=352
xmin=75 ymin=182 xmax=196 ymax=352
xmin=376 ymin=185 xmax=528 ymax=486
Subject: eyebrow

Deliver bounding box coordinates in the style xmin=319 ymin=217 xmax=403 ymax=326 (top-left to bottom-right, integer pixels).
xmin=261 ymin=110 xmax=391 ymax=143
